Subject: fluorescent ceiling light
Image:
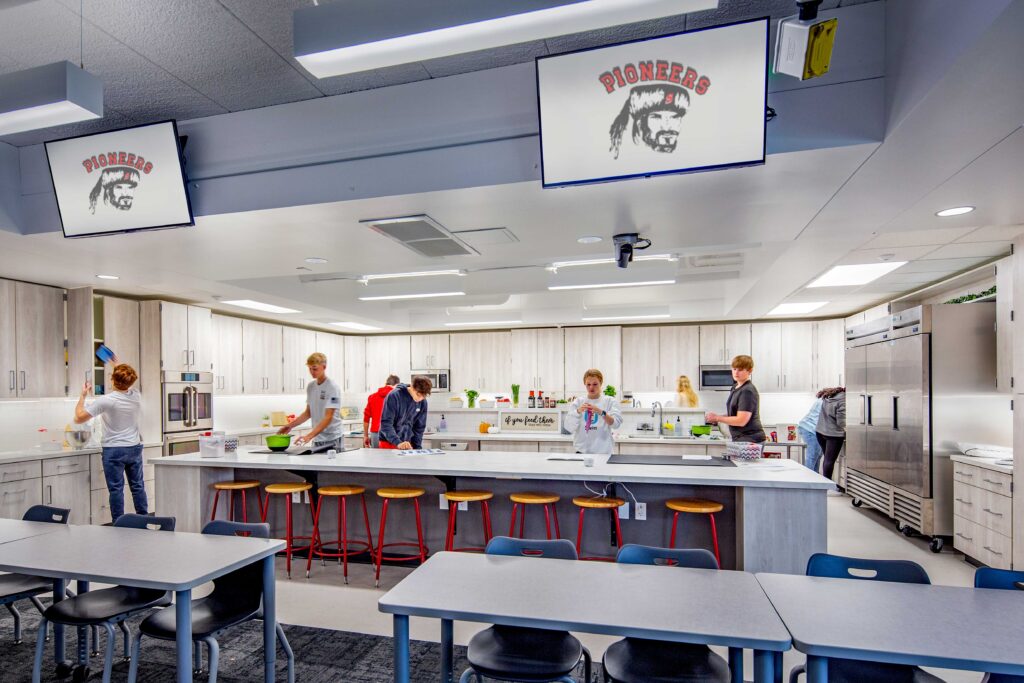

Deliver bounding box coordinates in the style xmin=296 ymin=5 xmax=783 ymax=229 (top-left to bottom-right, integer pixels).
xmin=581 ymin=314 xmax=671 ymax=321
xmin=548 ymin=279 xmax=676 ymax=291
xmin=331 ymin=321 xmax=381 ymax=331
xmin=935 ymin=206 xmax=975 ymax=217
xmin=358 ymin=291 xmax=466 ymax=301
xmin=0 ymin=62 xmax=103 ymax=136
xmin=577 ymin=235 xmax=603 ymax=244
xmin=360 ymin=269 xmax=465 ymax=282
xmin=807 ymin=262 xmax=908 ymax=288
xmin=96 ymin=274 xmax=119 ymax=280
xmin=444 ymin=320 xmax=523 ymax=327
xmin=294 ymin=0 xmax=717 ymax=78
xmin=304 ymin=257 xmax=328 ymax=264
xmin=768 ymin=302 xmax=828 ymax=315
xmin=549 ymin=254 xmax=677 ymax=269
xmin=222 ymin=300 xmax=301 ymax=314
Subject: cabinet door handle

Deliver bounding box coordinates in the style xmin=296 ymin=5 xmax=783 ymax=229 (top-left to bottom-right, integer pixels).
xmin=983 ymin=478 xmax=1004 ymax=487
xmin=784 ymin=374 xmax=787 ymax=388
xmin=183 ymin=350 xmax=189 ymax=366
xmin=47 ymin=485 xmax=53 ymax=504
xmin=2 ymin=470 xmax=27 ymax=480
xmin=983 ymin=546 xmax=1003 ymax=556
xmin=959 ymin=471 xmax=974 ymax=478
xmin=8 ymin=370 xmax=14 ymax=391
xmin=983 ymin=508 xmax=1004 ymax=517
xmin=955 ymin=498 xmax=973 ymax=505
xmin=19 ymin=371 xmax=26 ymax=391
xmin=777 ymin=375 xmax=780 ymax=388
xmin=956 ymin=532 xmax=973 ymax=541
xmin=190 ymin=350 xmax=195 ymax=366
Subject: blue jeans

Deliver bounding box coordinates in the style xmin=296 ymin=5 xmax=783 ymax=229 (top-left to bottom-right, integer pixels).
xmin=799 ymin=426 xmax=822 ymax=472
xmin=102 ymin=444 xmax=147 ymax=521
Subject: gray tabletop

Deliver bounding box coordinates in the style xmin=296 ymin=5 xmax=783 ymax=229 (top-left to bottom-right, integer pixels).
xmin=0 ymin=518 xmax=66 ymax=545
xmin=757 ymin=573 xmax=1024 ymax=673
xmin=0 ymin=525 xmax=284 ymax=591
xmin=380 ymin=552 xmax=791 ymax=650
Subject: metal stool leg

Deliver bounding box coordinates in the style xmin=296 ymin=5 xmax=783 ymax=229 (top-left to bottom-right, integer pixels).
xmin=543 ymin=504 xmax=552 ymax=539
xmin=284 ymin=494 xmax=294 ymax=579
xmin=508 ymin=503 xmax=518 ymax=537
xmin=6 ymin=603 xmax=22 ymax=644
xmin=375 ymin=499 xmax=390 ymax=588
xmin=669 ymin=511 xmax=680 ymax=548
xmin=307 ymin=496 xmax=324 ymax=579
xmin=360 ymin=494 xmax=376 ymax=560
xmin=228 ymin=490 xmax=236 ymax=522
xmin=445 ymin=500 xmax=458 ymax=552
xmin=210 ymin=489 xmax=221 ymax=522
xmin=553 ymin=505 xmax=561 ymax=539
xmin=241 ymin=489 xmax=249 ymax=524
xmin=119 ymin=621 xmax=131 ymax=661
xmin=341 ymin=495 xmax=350 ymax=583
xmin=612 ymin=507 xmax=624 ymax=548
xmin=519 ymin=504 xmax=526 ymax=537
xmin=575 ymin=507 xmax=586 ymax=556
xmin=414 ymin=498 xmax=426 ymax=563
xmin=482 ymin=500 xmax=492 ymax=543
xmin=709 ymin=513 xmax=721 ymax=567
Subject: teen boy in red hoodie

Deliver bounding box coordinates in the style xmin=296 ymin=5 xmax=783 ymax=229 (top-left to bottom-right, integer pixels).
xmin=363 ymin=375 xmax=399 ymax=447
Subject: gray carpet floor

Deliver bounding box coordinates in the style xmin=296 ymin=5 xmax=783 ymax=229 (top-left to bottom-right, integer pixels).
xmin=0 ymin=602 xmax=599 ymax=682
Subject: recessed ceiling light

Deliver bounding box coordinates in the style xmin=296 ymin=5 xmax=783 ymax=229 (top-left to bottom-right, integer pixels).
xmin=935 ymin=206 xmax=975 ymax=217
xmin=807 ymin=262 xmax=908 ymax=288
xmin=96 ymin=274 xmax=119 ymax=280
xmin=357 ymin=291 xmax=466 ymax=301
xmin=768 ymin=302 xmax=828 ymax=316
xmin=331 ymin=321 xmax=381 ymax=331
xmin=360 ymin=269 xmax=466 ymax=283
xmin=304 ymin=257 xmax=328 ymax=264
xmin=444 ymin=320 xmax=523 ymax=327
xmin=548 ymin=280 xmax=676 ymax=291
xmin=581 ymin=314 xmax=671 ymax=321
xmin=550 ymin=254 xmax=677 ymax=269
xmin=577 ymin=236 xmax=603 ymax=244
xmin=222 ymin=300 xmax=301 ymax=314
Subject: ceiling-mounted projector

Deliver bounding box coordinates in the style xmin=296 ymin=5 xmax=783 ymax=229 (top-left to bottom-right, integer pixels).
xmin=774 ymin=0 xmax=837 ymax=81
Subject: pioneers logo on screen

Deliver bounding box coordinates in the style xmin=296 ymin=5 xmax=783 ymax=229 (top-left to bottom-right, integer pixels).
xmin=597 ymin=60 xmax=712 ymax=159
xmin=80 ymin=151 xmax=156 ymax=215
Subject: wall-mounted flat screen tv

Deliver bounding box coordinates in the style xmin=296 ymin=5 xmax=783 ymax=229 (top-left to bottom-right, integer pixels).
xmin=45 ymin=120 xmax=194 ymax=238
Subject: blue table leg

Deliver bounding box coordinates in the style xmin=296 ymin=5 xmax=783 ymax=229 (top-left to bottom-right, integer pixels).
xmin=263 ymin=555 xmax=277 ymax=683
xmin=806 ymin=655 xmax=828 ymax=683
xmin=728 ymin=647 xmax=743 ymax=683
xmin=394 ymin=614 xmax=410 ymax=683
xmin=175 ymin=589 xmax=193 ymax=683
xmin=51 ymin=579 xmax=66 ymax=665
xmin=754 ymin=650 xmax=774 ymax=683
xmin=441 ymin=619 xmax=453 ymax=683
xmin=775 ymin=651 xmax=783 ymax=683
xmin=76 ymin=580 xmax=89 ymax=665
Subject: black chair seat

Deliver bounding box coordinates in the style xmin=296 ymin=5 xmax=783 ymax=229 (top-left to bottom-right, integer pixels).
xmin=467 ymin=625 xmax=583 ymax=682
xmin=43 ymin=586 xmax=170 ymax=626
xmin=602 ymin=637 xmax=730 ymax=683
xmin=984 ymin=675 xmax=1024 ymax=683
xmin=0 ymin=573 xmax=51 ymax=599
xmin=826 ymin=659 xmax=945 ymax=683
xmin=139 ymin=597 xmax=261 ymax=640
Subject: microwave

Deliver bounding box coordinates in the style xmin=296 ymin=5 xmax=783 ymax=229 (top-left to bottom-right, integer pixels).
xmin=411 ymin=370 xmax=449 ymax=392
xmin=699 ymin=365 xmax=735 ymax=391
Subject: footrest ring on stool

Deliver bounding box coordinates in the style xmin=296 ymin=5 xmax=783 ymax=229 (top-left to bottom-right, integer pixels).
xmin=377 ymin=541 xmax=428 ymax=563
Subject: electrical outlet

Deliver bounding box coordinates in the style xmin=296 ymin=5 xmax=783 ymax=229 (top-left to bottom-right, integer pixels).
xmin=635 ymin=502 xmax=647 ymax=520
xmin=619 ymin=502 xmax=630 ymax=519
xmin=438 ymin=494 xmax=467 ymax=511
xmin=291 ymin=491 xmax=303 ymax=504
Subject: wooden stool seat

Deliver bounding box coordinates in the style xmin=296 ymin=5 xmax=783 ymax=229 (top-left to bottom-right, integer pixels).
xmin=444 ymin=490 xmax=493 ymax=503
xmin=510 ymin=492 xmax=560 ymax=505
xmin=572 ymin=495 xmax=626 ymax=510
xmin=377 ymin=487 xmax=425 ymax=499
xmin=213 ymin=480 xmax=261 ymax=491
xmin=666 ymin=498 xmax=724 ymax=514
xmin=318 ymin=484 xmax=366 ymax=497
xmin=265 ymin=482 xmax=313 ymax=495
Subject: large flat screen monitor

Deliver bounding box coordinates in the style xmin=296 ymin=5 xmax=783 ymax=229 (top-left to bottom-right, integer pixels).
xmin=536 ymin=17 xmax=768 ymax=188
xmin=45 ymin=120 xmax=194 ymax=238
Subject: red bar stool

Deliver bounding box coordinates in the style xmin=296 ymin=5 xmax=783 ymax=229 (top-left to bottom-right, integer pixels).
xmin=444 ymin=490 xmax=494 ymax=552
xmin=572 ymin=495 xmax=625 ymax=561
xmin=209 ymin=480 xmax=264 ymax=522
xmin=306 ymin=484 xmax=376 ymax=583
xmin=374 ymin=487 xmax=428 ymax=588
xmin=666 ymin=497 xmax=724 ymax=567
xmin=260 ymin=482 xmax=315 ymax=579
xmin=508 ymin=492 xmax=561 ymax=539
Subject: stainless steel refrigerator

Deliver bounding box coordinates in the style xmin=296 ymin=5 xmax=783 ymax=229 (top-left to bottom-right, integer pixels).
xmin=844 ymin=303 xmax=1007 ymax=550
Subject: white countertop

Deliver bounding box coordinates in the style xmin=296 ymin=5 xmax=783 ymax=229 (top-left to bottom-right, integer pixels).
xmin=951 ymin=454 xmax=1013 ymax=475
xmin=0 ymin=446 xmax=101 ymax=466
xmin=154 ymin=446 xmax=834 ymax=489
xmin=424 ymin=431 xmax=807 ymax=448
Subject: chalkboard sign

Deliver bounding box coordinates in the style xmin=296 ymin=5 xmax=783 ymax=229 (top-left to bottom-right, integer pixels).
xmin=500 ymin=411 xmax=561 ymax=433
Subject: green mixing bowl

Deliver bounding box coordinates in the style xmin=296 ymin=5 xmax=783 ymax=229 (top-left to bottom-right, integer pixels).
xmin=690 ymin=425 xmax=712 ymax=437
xmin=265 ymin=434 xmax=293 ymax=452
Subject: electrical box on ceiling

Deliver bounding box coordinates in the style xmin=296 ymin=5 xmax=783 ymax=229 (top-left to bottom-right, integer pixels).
xmin=774 ymin=2 xmax=838 ymax=81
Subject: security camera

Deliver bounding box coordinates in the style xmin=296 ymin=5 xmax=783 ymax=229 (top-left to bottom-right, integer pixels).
xmin=613 ymin=233 xmax=652 ymax=269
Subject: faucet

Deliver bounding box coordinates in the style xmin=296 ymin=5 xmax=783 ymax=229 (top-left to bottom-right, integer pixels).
xmin=651 ymin=401 xmax=664 ymax=436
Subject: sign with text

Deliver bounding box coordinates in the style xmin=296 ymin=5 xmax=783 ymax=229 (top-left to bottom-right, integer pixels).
xmin=501 ymin=411 xmax=561 ymax=433
xmin=536 ymin=18 xmax=768 ymax=187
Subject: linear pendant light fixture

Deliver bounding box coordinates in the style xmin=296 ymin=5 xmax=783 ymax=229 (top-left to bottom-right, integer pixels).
xmin=0 ymin=61 xmax=103 ymax=136
xmin=294 ymin=0 xmax=718 ymax=78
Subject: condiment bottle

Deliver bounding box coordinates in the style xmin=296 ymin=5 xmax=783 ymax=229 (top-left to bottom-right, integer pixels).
xmin=528 ymin=391 xmax=536 ymax=408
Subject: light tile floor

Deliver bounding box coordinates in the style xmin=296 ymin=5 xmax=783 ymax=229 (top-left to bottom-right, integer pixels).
xmin=274 ymin=494 xmax=985 ymax=682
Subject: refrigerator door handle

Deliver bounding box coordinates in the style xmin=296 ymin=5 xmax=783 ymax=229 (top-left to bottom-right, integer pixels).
xmin=892 ymin=396 xmax=899 ymax=430
xmin=866 ymin=395 xmax=873 ymax=426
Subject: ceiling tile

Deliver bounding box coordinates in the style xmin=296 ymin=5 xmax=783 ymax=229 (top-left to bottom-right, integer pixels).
xmin=897 ymin=257 xmax=991 ymax=274
xmin=956 ymin=225 xmax=1024 ymax=243
xmin=422 ymin=40 xmax=548 ymax=79
xmin=860 ymin=226 xmax=977 ymax=249
xmin=920 ymin=241 xmax=1011 ymax=260
xmin=838 ymin=245 xmax=939 ymax=264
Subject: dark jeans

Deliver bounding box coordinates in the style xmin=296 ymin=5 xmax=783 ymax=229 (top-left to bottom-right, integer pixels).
xmin=816 ymin=433 xmax=846 ymax=481
xmin=102 ymin=444 xmax=147 ymax=521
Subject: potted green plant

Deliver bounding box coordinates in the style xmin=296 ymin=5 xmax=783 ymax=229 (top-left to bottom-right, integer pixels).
xmin=465 ymin=389 xmax=479 ymax=409
xmin=603 ymin=385 xmax=617 ymax=398
xmin=511 ymin=384 xmax=520 ymax=407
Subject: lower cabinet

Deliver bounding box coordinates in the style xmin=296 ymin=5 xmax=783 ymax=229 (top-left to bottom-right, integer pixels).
xmin=89 ymin=447 xmax=159 ymax=523
xmin=43 ymin=470 xmax=90 ymax=525
xmin=953 ymin=461 xmax=1013 ymax=569
xmin=0 ymin=477 xmax=43 ymax=519
xmin=618 ymin=443 xmax=708 ymax=456
xmin=481 ymin=441 xmax=539 ymax=452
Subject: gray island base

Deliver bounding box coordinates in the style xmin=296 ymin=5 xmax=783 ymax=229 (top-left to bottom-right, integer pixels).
xmin=155 ymin=447 xmax=833 ymax=574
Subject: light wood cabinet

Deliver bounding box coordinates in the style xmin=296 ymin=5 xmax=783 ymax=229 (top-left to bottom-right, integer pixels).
xmin=3 ymin=281 xmax=67 ymax=398
xmin=996 ymin=256 xmax=1013 ymax=393
xmin=411 ymin=334 xmax=449 ymax=370
xmin=366 ymin=336 xmax=412 ymax=391
xmin=510 ymin=328 xmax=565 ymax=396
xmin=43 ymin=467 xmax=90 ymax=525
xmin=343 ymin=336 xmax=366 ymax=393
xmin=480 ymin=441 xmax=538 ymax=452
xmin=67 ymin=291 xmax=140 ymax=398
xmin=282 ymin=327 xmax=317 ymax=394
xmin=450 ymin=332 xmax=511 ymax=393
xmin=699 ymin=324 xmax=750 ymax=365
xmin=102 ymin=297 xmax=142 ymax=392
xmin=750 ymin=322 xmax=813 ymax=392
xmin=314 ymin=332 xmax=346 ymax=389
xmin=953 ymin=460 xmax=1013 ymax=569
xmin=0 ymin=281 xmax=16 ymax=399
xmin=188 ymin=306 xmax=213 ymax=372
xmin=563 ymin=326 xmax=621 ymax=395
xmin=751 ymin=323 xmax=783 ymax=391
xmin=242 ymin=320 xmax=283 ymax=394
xmin=813 ymin=319 xmax=846 ymax=390
xmin=212 ymin=314 xmax=243 ymax=395
xmin=622 ymin=326 xmax=699 ymax=393
xmin=659 ymin=325 xmax=700 ymax=396
xmin=158 ymin=302 xmax=213 ymax=373
xmin=0 ymin=477 xmax=43 ymax=519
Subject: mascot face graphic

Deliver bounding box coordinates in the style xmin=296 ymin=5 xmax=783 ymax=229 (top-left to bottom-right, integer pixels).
xmin=89 ymin=166 xmax=140 ymax=214
xmin=608 ymin=84 xmax=690 ymax=159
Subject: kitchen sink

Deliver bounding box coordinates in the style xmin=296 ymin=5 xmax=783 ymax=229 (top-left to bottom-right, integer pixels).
xmin=626 ymin=434 xmax=695 ymax=440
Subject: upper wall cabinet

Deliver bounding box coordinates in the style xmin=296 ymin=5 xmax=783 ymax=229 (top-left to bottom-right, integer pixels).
xmin=563 ymin=326 xmax=621 ymax=395
xmin=509 ymin=328 xmax=564 ymax=395
xmin=812 ymin=319 xmax=846 ymax=390
xmin=343 ymin=336 xmax=366 ymax=394
xmin=995 ymin=256 xmax=1012 ymax=393
xmin=212 ymin=314 xmax=243 ymax=395
xmin=365 ymin=336 xmax=411 ymax=392
xmin=698 ymin=324 xmax=751 ymax=365
xmin=314 ymin=332 xmax=346 ymax=390
xmin=450 ymin=332 xmax=511 ymax=393
xmin=621 ymin=326 xmax=699 ymax=393
xmin=0 ymin=280 xmax=66 ymax=398
xmin=410 ymin=334 xmax=449 ymax=370
xmin=750 ymin=322 xmax=813 ymax=393
xmin=68 ymin=289 xmax=140 ymax=397
xmin=241 ymin=320 xmax=283 ymax=394
xmin=157 ymin=302 xmax=213 ymax=373
xmin=282 ymin=327 xmax=317 ymax=394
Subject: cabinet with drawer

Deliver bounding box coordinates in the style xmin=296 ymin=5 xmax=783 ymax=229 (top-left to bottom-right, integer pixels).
xmin=0 ymin=461 xmax=42 ymax=484
xmin=0 ymin=478 xmax=43 ymax=519
xmin=952 ymin=460 xmax=1013 ymax=569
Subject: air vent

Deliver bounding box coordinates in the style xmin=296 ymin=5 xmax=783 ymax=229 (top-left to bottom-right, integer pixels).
xmin=453 ymin=227 xmax=519 ymax=248
xmin=685 ymin=253 xmax=744 ymax=268
xmin=361 ymin=215 xmax=479 ymax=258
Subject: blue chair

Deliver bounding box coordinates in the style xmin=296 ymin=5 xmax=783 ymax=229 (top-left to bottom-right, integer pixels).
xmin=32 ymin=514 xmax=176 ymax=683
xmin=789 ymin=553 xmax=944 ymax=683
xmin=0 ymin=505 xmax=70 ymax=644
xmin=459 ymin=536 xmax=592 ymax=683
xmin=602 ymin=545 xmax=729 ymax=683
xmin=974 ymin=568 xmax=1024 ymax=683
xmin=126 ymin=520 xmax=295 ymax=683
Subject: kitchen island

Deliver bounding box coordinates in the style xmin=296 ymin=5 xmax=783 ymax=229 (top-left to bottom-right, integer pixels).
xmin=156 ymin=446 xmax=832 ymax=573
